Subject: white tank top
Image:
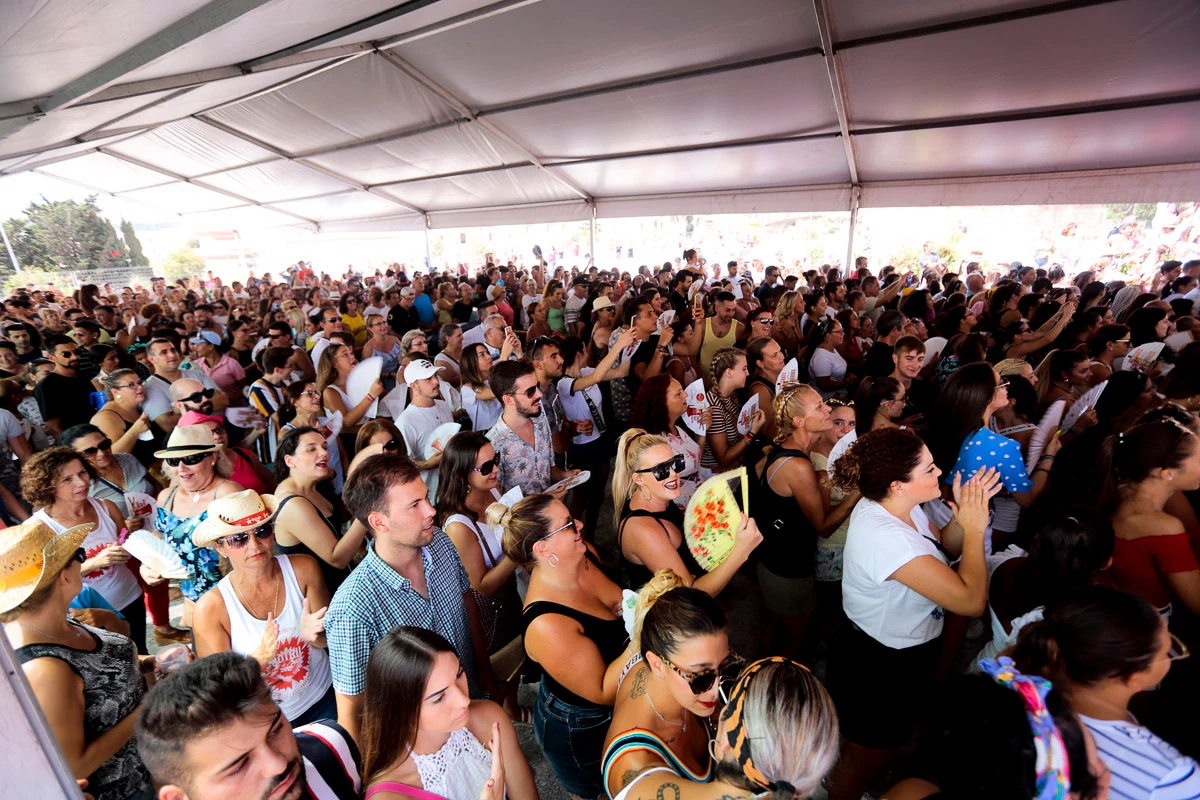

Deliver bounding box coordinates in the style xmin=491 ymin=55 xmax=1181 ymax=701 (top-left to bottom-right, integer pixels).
xmin=33 ymin=499 xmax=141 ymax=610
xmin=216 ymin=555 xmax=332 ymax=721
xmin=411 ymin=726 xmax=496 ymax=800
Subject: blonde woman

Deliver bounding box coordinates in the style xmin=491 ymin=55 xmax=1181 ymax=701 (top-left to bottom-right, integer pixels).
xmin=751 ymin=385 xmax=861 ymax=656
xmin=317 ymin=342 xmax=384 ymax=433
xmin=773 ymin=289 xmax=806 ymax=359
xmin=612 ymin=429 xmax=761 ymax=595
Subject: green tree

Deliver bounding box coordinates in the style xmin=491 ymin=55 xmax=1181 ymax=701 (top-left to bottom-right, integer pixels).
xmin=120 ymin=219 xmax=149 ymax=266
xmin=160 ymin=247 xmax=205 ymax=283
xmin=0 ymin=196 xmax=120 ymax=273
xmin=1103 ymin=203 xmax=1157 ymax=224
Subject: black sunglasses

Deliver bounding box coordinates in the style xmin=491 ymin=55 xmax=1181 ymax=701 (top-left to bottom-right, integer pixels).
xmin=472 ymin=458 xmax=496 ymax=476
xmin=509 ymin=385 xmax=540 ymax=400
xmin=180 ymin=388 xmax=216 ymax=404
xmin=218 ymin=526 xmax=274 ymax=550
xmin=635 ymin=454 xmax=687 ymax=481
xmin=663 ymin=652 xmax=745 ymax=695
xmin=78 ymin=438 xmax=113 ymax=457
xmin=382 ymin=438 xmax=401 ymax=452
xmin=165 ymin=452 xmax=210 ymax=468
xmin=71 ymin=548 xmax=86 ymax=564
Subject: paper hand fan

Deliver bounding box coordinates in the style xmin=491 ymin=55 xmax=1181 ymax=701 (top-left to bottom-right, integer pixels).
xmin=347 ymin=357 xmax=383 ymax=419
xmin=1123 ymin=343 xmax=1165 ymax=373
xmin=226 ymin=406 xmax=263 ymax=429
xmin=425 ymin=422 xmax=462 ymax=459
xmin=684 ymin=468 xmax=749 ymax=572
xmin=775 ymin=358 xmax=800 ymax=393
xmin=497 ymin=486 xmax=524 ymax=508
xmin=123 ymin=491 xmax=157 ymax=520
xmin=546 ymin=471 xmax=590 ymax=494
xmin=1060 ymin=381 xmax=1106 ymax=434
xmin=682 ymin=378 xmax=708 ymax=436
xmin=656 ymin=309 xmax=676 ymax=334
xmin=121 ymin=529 xmax=189 ymax=581
xmin=322 ymin=410 xmax=344 ymax=444
xmin=737 ymin=394 xmax=759 ymax=436
xmin=1026 ymin=399 xmax=1067 ymax=473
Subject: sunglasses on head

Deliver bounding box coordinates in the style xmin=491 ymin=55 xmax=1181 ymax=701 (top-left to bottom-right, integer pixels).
xmin=218 ymin=526 xmax=274 ymax=550
xmin=636 ymin=454 xmax=687 ymax=481
xmin=165 ymin=452 xmax=210 ymax=468
xmin=472 ymin=458 xmax=496 ymax=476
xmin=663 ymin=652 xmax=744 ymax=695
xmin=78 ymin=438 xmax=113 ymax=457
xmin=181 ymin=388 xmax=216 ymax=404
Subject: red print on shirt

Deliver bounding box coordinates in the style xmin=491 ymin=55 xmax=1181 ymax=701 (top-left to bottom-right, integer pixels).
xmin=266 ymin=636 xmax=310 ymax=695
xmin=84 ymin=542 xmax=114 ymax=579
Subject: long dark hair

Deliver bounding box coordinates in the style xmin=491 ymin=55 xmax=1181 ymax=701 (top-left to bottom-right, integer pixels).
xmin=272 ymin=425 xmax=322 ymax=484
xmin=360 ymin=627 xmax=458 ymax=786
xmin=1098 ymin=419 xmax=1197 ymax=509
xmin=928 ymin=361 xmax=997 ymax=472
xmin=853 ymin=376 xmax=900 ymax=432
xmin=1005 ymin=508 xmax=1114 ymax=622
xmin=631 ymin=373 xmax=676 ymax=435
xmin=435 ymin=431 xmax=489 ymax=527
xmin=1126 ymin=307 xmax=1168 ymax=347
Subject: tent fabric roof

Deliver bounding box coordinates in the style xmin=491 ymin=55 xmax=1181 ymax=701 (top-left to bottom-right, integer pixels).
xmin=1 ymin=0 xmax=1198 ymax=232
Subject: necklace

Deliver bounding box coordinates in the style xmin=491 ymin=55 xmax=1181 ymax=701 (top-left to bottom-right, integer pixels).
xmin=646 ymin=687 xmax=688 ymax=732
xmin=20 ymin=620 xmax=82 ymax=642
xmin=232 ymin=567 xmax=280 ymax=621
xmin=189 ymin=474 xmax=219 ymax=503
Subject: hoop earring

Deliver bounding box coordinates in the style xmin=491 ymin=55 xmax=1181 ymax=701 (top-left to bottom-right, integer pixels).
xmin=548 ymin=553 xmax=560 ymax=568
xmin=707 ymin=738 xmax=721 ymax=763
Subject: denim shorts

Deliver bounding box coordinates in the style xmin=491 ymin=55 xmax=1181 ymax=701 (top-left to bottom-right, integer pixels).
xmin=532 ymin=681 xmax=612 ymax=798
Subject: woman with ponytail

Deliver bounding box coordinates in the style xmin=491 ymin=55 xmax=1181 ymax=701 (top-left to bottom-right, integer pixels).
xmin=750 ymin=385 xmax=860 ymax=656
xmin=1101 ymin=419 xmax=1200 ymax=616
xmin=1033 ymin=349 xmax=1091 ymax=416
xmin=601 ymin=570 xmax=735 ymax=800
xmin=1012 ymin=586 xmax=1200 ymax=798
xmin=825 ymin=428 xmax=1001 ymax=800
xmin=612 ymin=429 xmax=761 ymax=595
xmin=488 ymin=494 xmax=632 ymax=798
xmin=700 ymin=347 xmax=765 ymax=475
xmin=616 ymin=657 xmax=839 ymax=800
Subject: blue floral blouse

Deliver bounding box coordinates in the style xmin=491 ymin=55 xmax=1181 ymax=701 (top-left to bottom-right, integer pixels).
xmin=154 ymin=488 xmax=222 ymax=601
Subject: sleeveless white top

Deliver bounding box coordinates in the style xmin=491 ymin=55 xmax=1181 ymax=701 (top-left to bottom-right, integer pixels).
xmin=216 ymin=555 xmax=332 ymax=721
xmin=411 ymin=726 xmax=496 ymax=800
xmin=33 ymin=499 xmax=141 ymax=610
xmin=445 ymin=490 xmax=504 ymax=568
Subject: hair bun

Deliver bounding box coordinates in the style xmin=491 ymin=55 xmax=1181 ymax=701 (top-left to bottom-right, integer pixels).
xmin=484 ymin=502 xmax=513 ymax=528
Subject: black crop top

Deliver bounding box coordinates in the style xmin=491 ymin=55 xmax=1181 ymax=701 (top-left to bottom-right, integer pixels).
xmin=521 ymin=600 xmax=627 ymax=709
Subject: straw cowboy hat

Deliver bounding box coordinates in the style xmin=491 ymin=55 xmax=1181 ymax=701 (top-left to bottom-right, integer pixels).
xmin=0 ymin=519 xmax=96 ymax=614
xmin=154 ymin=423 xmax=224 ymax=460
xmin=191 ymin=490 xmax=280 ymax=548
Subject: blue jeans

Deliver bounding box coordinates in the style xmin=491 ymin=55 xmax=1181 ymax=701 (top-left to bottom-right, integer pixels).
xmin=290 ymin=684 xmax=338 ymax=728
xmin=532 ymin=681 xmax=612 ymax=798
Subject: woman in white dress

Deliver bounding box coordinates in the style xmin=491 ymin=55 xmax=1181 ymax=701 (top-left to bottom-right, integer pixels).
xmin=460 ymin=344 xmax=503 ymax=432
xmin=360 ymin=627 xmax=537 ymax=800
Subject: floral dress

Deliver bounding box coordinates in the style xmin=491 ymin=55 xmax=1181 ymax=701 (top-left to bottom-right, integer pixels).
xmin=154 ymin=487 xmax=222 ymax=602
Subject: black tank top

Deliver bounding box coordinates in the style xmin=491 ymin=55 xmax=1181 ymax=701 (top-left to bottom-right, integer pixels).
xmin=751 ymin=447 xmax=820 ymax=579
xmin=521 ymin=600 xmax=627 ymax=709
xmin=617 ymin=500 xmax=704 ymax=590
xmin=273 ymin=494 xmax=349 ymax=593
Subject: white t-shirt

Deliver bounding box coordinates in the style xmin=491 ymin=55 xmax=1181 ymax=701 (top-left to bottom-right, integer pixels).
xmin=808 ymin=347 xmax=848 ymax=398
xmin=1083 ymin=715 xmax=1200 ymax=800
xmin=842 ymin=498 xmax=947 ymax=649
xmin=144 ymin=369 xmax=219 ymax=422
xmin=396 ymin=400 xmax=454 ymax=499
xmin=557 ymin=370 xmax=603 ymax=446
xmin=461 ymin=385 xmax=502 ymax=432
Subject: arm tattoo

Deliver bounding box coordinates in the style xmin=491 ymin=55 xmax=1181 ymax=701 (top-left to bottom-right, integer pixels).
xmin=629 ymin=665 xmax=649 ymax=698
xmin=657 ymin=783 xmax=681 ymax=800
xmin=621 ymin=767 xmax=649 ymax=789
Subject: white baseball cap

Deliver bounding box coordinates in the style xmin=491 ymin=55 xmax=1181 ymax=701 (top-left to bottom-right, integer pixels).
xmin=403 ymin=358 xmax=440 ymax=384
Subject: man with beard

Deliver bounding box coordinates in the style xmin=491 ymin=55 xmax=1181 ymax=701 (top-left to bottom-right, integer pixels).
xmin=35 ymin=334 xmax=96 ymax=437
xmin=395 ymin=359 xmax=454 ymax=498
xmin=137 ymin=652 xmax=361 ymax=800
xmin=328 ymin=454 xmax=490 ymax=742
xmin=170 ymin=378 xmax=218 ymax=419
xmin=5 ymin=322 xmax=40 ymax=363
xmin=486 ymin=359 xmax=579 ymax=496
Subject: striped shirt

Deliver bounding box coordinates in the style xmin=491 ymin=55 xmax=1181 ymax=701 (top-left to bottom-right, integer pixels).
xmin=294 ymin=720 xmax=361 ymax=800
xmin=1083 ymin=715 xmax=1200 ymax=799
xmin=325 ymin=534 xmax=478 ymax=697
xmin=248 ymin=377 xmax=287 ymax=417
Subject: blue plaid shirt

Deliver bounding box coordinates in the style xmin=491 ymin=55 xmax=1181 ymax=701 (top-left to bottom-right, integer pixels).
xmin=326 ymin=533 xmax=478 ymax=696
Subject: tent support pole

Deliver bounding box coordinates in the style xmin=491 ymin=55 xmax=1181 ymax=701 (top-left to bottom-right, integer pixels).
xmin=1 ymin=220 xmax=21 ymax=276
xmin=424 ymin=216 xmax=433 ymax=270
xmin=845 ymin=187 xmax=861 ymax=279
xmin=589 ymin=204 xmax=597 ymax=261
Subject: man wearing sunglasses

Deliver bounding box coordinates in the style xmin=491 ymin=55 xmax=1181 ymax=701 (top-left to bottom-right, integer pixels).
xmin=170 ymin=378 xmax=219 ymax=419
xmin=262 ymin=321 xmax=315 ymax=381
xmin=395 ymin=359 xmax=454 ymax=498
xmin=486 ymin=359 xmax=580 ymax=497
xmin=35 ymin=334 xmax=97 ymax=439
xmin=144 ymin=338 xmax=227 ymax=433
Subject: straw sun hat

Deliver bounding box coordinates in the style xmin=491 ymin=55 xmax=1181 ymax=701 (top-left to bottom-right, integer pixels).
xmin=0 ymin=519 xmax=95 ymax=615
xmin=191 ymin=490 xmax=280 ymax=548
xmin=153 ymin=423 xmax=224 ymax=460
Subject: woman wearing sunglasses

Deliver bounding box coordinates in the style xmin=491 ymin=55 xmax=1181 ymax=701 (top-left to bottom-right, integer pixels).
xmin=1012 ymin=585 xmax=1200 ymax=799
xmin=613 ymin=428 xmax=761 ymax=597
xmin=191 ymin=490 xmax=335 ymax=726
xmin=1 ymin=519 xmax=155 ymax=800
xmin=279 ymin=381 xmax=347 ymax=492
xmin=487 ymin=493 xmax=633 ymax=799
xmin=23 ymin=448 xmax=152 ymax=654
xmin=436 ymin=432 xmax=524 ymax=710
xmin=151 ymin=425 xmax=244 ymax=624
xmin=361 ymin=313 xmax=402 ymax=391
xmin=272 ymin=426 xmax=369 ymax=594
xmin=338 ymin=294 xmax=368 ymax=348
xmin=602 ymin=570 xmax=734 ymax=799
xmin=348 ymin=418 xmax=408 ymax=479
xmin=616 ymin=656 xmax=839 ymax=800
xmin=178 ymin=411 xmax=275 ymax=495
xmin=61 ymin=424 xmax=160 ymax=523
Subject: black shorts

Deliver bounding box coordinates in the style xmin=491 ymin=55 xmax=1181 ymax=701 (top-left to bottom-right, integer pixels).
xmin=827 ymin=623 xmax=941 ymax=750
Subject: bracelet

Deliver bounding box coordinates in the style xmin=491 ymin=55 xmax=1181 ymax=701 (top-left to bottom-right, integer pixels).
xmin=1031 ymin=467 xmax=1049 ymax=476
xmin=656 ymin=346 xmax=670 ymax=354
xmin=365 ymin=394 xmax=376 ymax=403
xmin=1039 ymin=454 xmax=1055 ymax=462
xmin=743 ymin=433 xmax=755 ymax=443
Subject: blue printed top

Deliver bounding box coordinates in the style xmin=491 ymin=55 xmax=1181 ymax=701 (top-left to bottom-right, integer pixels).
xmin=948 ymin=426 xmax=1032 ymax=493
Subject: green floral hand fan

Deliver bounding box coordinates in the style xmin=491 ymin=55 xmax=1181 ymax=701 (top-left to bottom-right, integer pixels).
xmin=685 ymin=468 xmax=749 ymax=572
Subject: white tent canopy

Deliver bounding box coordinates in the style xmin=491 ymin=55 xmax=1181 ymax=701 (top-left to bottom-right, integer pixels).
xmin=1 ymin=0 xmax=1197 ymax=234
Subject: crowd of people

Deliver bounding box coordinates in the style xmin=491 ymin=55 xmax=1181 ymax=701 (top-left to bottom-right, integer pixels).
xmin=2 ymin=249 xmax=1200 ymax=800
